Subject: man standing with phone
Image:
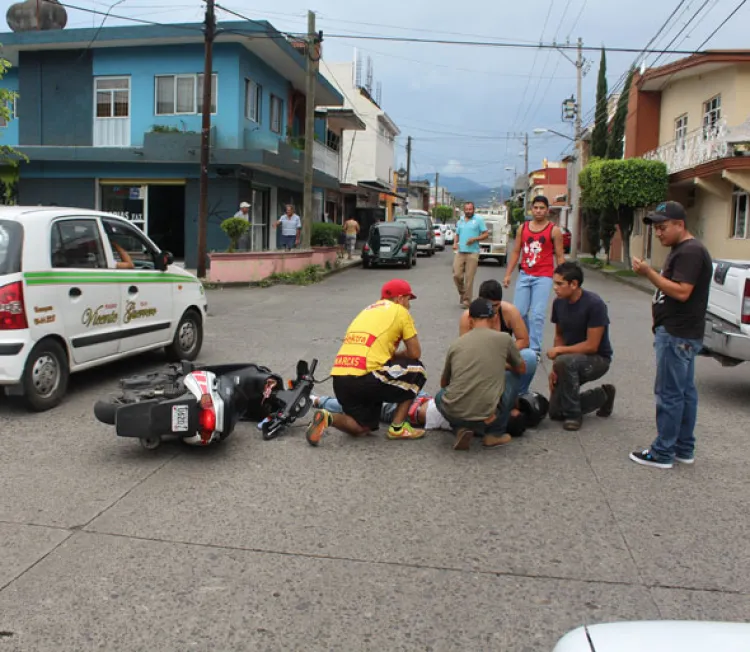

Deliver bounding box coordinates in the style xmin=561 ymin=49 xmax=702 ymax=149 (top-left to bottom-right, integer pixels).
xmin=453 ymin=202 xmax=489 ymax=308
xmin=630 ymin=201 xmax=712 ymax=469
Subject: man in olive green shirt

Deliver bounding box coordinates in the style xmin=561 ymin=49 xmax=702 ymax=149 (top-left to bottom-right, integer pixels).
xmin=435 ymin=298 xmax=526 ymax=451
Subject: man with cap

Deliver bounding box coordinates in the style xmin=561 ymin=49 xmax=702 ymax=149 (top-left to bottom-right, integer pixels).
xmin=306 ymin=278 xmax=427 ymax=446
xmin=233 ymin=201 xmax=252 ymax=251
xmin=630 ymin=201 xmax=712 ymax=469
xmin=435 ymin=298 xmax=526 ymax=451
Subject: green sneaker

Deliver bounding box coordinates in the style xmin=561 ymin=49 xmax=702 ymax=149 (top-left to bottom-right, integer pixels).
xmin=306 ymin=409 xmax=330 ymax=446
xmin=387 ymin=421 xmax=426 ymax=440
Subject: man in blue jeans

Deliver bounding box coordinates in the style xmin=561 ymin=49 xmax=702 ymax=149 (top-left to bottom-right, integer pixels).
xmin=631 ymin=201 xmax=713 ymax=469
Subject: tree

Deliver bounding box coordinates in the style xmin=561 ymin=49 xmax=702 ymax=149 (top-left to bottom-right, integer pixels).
xmin=606 ymin=67 xmax=635 ymax=161
xmin=434 ymin=205 xmax=453 ymax=222
xmin=0 ymin=55 xmax=24 ymax=166
xmin=590 ymin=48 xmax=609 ymax=159
xmin=578 ymin=162 xmax=601 ymax=257
xmin=220 ymin=217 xmax=250 ymax=252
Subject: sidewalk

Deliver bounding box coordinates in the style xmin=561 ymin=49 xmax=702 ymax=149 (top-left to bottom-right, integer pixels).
xmin=578 ymin=258 xmax=653 ymax=296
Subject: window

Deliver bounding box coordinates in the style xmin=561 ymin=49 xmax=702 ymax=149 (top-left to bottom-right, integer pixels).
xmin=245 ymin=79 xmax=262 ymax=122
xmin=731 ymin=186 xmax=749 ymax=239
xmin=0 ymin=96 xmax=16 ymax=127
xmin=95 ymin=77 xmax=129 ymax=119
xmin=155 ymin=74 xmax=217 ymax=115
xmin=270 ymin=95 xmax=283 ymax=134
xmin=674 ymin=114 xmax=688 ymax=149
xmin=326 ymin=129 xmax=340 ymax=151
xmin=102 ymin=217 xmax=158 ymax=269
xmin=703 ymin=94 xmax=721 ymax=137
xmin=50 ymin=219 xmax=107 ymax=269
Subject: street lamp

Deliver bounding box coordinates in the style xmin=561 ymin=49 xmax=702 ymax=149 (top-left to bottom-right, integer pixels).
xmin=533 ymin=127 xmax=575 ymax=141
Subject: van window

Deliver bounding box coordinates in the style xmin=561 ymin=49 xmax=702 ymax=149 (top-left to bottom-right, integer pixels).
xmin=0 ymin=220 xmax=23 ymax=275
xmin=51 ymin=219 xmax=107 ymax=269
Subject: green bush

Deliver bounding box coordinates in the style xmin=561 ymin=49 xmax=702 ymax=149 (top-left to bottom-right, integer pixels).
xmin=311 ymin=222 xmax=343 ymax=247
xmin=260 ymin=265 xmax=325 ymax=287
xmin=220 ymin=217 xmax=250 ymax=252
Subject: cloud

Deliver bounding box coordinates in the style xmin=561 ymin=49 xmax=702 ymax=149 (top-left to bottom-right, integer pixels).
xmin=442 ymin=159 xmax=464 ymax=175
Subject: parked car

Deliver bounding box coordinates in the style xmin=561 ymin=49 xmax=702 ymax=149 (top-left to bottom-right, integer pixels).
xmin=0 ymin=206 xmax=208 ymax=411
xmin=443 ymin=224 xmax=455 ymax=245
xmin=433 ymin=224 xmax=446 ymax=250
xmin=394 ymin=215 xmax=436 ymax=256
xmin=561 ymin=226 xmax=572 ymax=254
xmin=361 ymin=222 xmax=417 ymax=269
xmin=701 ymin=258 xmax=750 ymax=367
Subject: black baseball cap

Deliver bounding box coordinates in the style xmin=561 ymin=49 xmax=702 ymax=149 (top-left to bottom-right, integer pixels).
xmin=644 ymin=201 xmax=687 ymax=225
xmin=469 ymin=298 xmax=496 ymax=319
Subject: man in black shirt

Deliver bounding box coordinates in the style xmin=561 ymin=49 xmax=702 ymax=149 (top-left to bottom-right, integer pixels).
xmin=630 ymin=201 xmax=712 ymax=469
xmin=547 ymin=262 xmax=616 ymax=431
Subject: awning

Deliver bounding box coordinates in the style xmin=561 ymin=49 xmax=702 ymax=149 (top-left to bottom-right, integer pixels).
xmin=358 ymin=181 xmax=405 ymax=199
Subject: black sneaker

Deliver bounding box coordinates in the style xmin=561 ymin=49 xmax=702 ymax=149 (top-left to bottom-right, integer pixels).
xmin=597 ymin=384 xmax=616 ymax=417
xmin=629 ymin=449 xmax=673 ymax=469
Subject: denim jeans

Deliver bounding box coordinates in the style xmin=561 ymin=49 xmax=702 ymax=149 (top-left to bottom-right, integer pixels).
xmin=517 ymin=347 xmax=538 ymax=395
xmin=549 ymin=354 xmax=610 ymax=420
xmin=650 ymin=326 xmax=702 ymax=462
xmin=280 ymin=234 xmax=297 ymax=249
xmin=513 ymin=271 xmax=554 ymax=353
xmin=435 ymin=370 xmax=520 ymax=436
xmin=317 ymin=390 xmax=431 ymax=423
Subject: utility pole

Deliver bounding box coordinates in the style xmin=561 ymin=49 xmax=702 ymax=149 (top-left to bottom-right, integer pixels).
xmin=301 ymin=10 xmax=319 ymax=249
xmin=522 ymin=132 xmax=529 ymax=216
xmin=570 ymin=36 xmax=584 ymax=259
xmin=405 ymin=136 xmax=412 ymax=211
xmin=434 ymin=171 xmax=439 ymax=218
xmin=196 ymin=0 xmax=215 ymax=280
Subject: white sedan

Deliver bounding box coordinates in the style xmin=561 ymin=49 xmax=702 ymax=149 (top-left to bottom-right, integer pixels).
xmin=433 ymin=224 xmax=446 ymax=250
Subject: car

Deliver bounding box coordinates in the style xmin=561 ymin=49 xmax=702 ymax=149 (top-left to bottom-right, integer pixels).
xmin=394 ymin=215 xmax=436 ymax=256
xmin=561 ymin=226 xmax=572 ymax=254
xmin=433 ymin=224 xmax=446 ymax=250
xmin=443 ymin=224 xmax=455 ymax=245
xmin=361 ymin=222 xmax=417 ymax=269
xmin=0 ymin=206 xmax=208 ymax=411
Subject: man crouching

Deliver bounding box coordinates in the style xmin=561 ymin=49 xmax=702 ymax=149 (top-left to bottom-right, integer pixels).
xmin=435 ymin=298 xmax=526 ymax=451
xmin=306 ymin=279 xmax=427 ymax=446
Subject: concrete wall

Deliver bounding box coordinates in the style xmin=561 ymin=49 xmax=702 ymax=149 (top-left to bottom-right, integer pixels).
xmin=18 ymin=177 xmax=95 ymax=207
xmin=17 ymin=50 xmax=93 ymax=146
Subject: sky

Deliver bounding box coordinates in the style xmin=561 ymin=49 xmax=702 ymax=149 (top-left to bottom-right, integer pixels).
xmin=2 ymin=0 xmax=749 ymax=188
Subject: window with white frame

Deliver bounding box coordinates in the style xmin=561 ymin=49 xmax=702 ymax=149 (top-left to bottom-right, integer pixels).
xmin=731 ymin=185 xmax=748 ymax=239
xmin=674 ymin=114 xmax=688 ymax=149
xmin=155 ymin=74 xmax=217 ymax=115
xmin=703 ymin=94 xmax=721 ymax=137
xmin=96 ymin=77 xmax=129 ymax=118
xmin=270 ymin=94 xmax=283 ymax=133
xmin=0 ymin=96 xmax=16 ymax=127
xmin=245 ymin=79 xmax=262 ymax=123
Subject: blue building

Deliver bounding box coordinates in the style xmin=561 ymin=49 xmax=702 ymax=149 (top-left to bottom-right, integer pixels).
xmin=0 ymin=20 xmax=363 ymax=267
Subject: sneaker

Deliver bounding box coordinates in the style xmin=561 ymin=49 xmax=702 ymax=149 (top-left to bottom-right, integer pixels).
xmin=674 ymin=455 xmax=695 ymax=465
xmin=563 ymin=418 xmax=582 ymax=431
xmin=387 ymin=422 xmax=426 ymax=440
xmin=482 ymin=433 xmax=512 ymax=448
xmin=629 ymin=449 xmax=673 ymax=469
xmin=306 ymin=409 xmax=330 ymax=447
xmin=453 ymin=428 xmax=473 ymax=451
xmin=597 ymin=384 xmax=616 ymax=417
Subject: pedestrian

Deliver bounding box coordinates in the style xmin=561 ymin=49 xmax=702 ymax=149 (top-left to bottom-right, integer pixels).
xmin=453 ymin=202 xmax=489 ymax=307
xmin=233 ymin=201 xmax=251 ymax=251
xmin=435 ymin=298 xmax=526 ymax=451
xmin=458 ymin=279 xmax=538 ymax=395
xmin=503 ymin=195 xmax=566 ymax=355
xmin=306 ymin=279 xmax=427 ymax=446
xmin=343 ymin=216 xmax=360 ymax=259
xmin=275 ymin=204 xmax=301 ymax=250
xmin=629 ymin=201 xmax=713 ymax=469
xmin=547 ymin=262 xmax=616 ymax=431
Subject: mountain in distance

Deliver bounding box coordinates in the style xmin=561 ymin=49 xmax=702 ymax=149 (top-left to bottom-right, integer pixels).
xmin=416 ymin=175 xmax=512 ymax=206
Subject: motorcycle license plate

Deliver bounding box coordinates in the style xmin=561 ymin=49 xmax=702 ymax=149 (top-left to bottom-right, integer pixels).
xmin=172 ymin=405 xmax=190 ymax=432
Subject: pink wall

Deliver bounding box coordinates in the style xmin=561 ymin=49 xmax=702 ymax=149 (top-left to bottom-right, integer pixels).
xmin=208 ymin=248 xmax=338 ymax=283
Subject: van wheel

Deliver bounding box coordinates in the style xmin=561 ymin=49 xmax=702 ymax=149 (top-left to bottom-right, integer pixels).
xmin=166 ymin=309 xmax=203 ymax=362
xmin=22 ymin=339 xmax=69 ymax=412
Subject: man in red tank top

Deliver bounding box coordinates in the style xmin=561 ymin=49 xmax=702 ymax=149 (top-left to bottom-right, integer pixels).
xmin=503 ymin=195 xmax=566 ymax=354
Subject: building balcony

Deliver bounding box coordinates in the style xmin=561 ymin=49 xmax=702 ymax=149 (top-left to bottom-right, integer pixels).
xmin=642 ymin=117 xmax=750 ymax=175
xmin=312 ymin=141 xmax=340 ymax=178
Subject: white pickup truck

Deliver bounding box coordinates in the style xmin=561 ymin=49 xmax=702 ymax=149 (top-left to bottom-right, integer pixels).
xmin=477 ymin=215 xmax=510 ymax=265
xmin=702 ymin=259 xmax=750 ymax=366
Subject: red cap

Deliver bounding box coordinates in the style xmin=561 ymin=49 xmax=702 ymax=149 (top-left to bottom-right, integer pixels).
xmin=381 ymin=279 xmax=417 ymax=300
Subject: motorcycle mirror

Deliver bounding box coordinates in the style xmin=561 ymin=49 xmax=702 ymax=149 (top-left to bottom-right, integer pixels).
xmin=296 ymin=360 xmax=309 ymax=377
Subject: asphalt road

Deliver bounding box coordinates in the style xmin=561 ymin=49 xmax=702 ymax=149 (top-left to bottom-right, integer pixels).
xmin=1 ymin=251 xmax=749 ymax=651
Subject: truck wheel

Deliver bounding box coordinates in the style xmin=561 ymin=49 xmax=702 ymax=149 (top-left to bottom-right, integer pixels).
xmin=362 ymin=258 xmax=371 ymax=269
xmin=21 ymin=339 xmax=69 ymax=412
xmin=165 ymin=309 xmax=203 ymax=362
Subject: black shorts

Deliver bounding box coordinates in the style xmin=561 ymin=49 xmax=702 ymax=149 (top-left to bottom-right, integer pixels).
xmin=332 ymin=357 xmax=427 ymax=431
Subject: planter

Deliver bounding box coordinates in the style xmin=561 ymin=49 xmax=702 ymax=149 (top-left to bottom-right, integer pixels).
xmin=208 ymin=249 xmax=315 ymax=283
xmin=311 ymin=245 xmax=339 ymax=268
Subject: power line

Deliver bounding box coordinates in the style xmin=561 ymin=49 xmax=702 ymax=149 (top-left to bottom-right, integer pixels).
xmin=695 ymin=0 xmax=749 ymax=50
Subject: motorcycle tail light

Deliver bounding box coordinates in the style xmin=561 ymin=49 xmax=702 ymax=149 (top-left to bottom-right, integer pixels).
xmin=198 ymin=394 xmax=217 ymax=438
xmin=363 ymin=244 xmax=369 ymax=251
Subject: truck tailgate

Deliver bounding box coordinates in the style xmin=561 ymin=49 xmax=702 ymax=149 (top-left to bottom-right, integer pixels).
xmin=708 ymin=260 xmax=750 ymax=325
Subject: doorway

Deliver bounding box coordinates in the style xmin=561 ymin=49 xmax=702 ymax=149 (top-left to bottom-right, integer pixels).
xmin=147 ymin=185 xmax=186 ymax=258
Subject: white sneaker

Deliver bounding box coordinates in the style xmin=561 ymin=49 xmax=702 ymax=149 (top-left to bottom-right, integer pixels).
xmin=674 ymin=455 xmax=695 ymax=465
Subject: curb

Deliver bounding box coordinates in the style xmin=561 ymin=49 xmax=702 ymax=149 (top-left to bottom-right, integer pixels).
xmin=201 ymin=258 xmax=362 ymax=290
xmin=579 ymin=262 xmax=653 ymax=296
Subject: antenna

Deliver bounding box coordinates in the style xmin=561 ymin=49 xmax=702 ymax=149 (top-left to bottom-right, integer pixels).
xmin=354 ymin=49 xmax=362 ymax=88
xmin=365 ymin=56 xmax=373 ymax=94
xmin=376 ymin=81 xmax=382 ymax=105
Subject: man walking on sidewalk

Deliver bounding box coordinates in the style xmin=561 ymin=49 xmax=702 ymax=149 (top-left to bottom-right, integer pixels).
xmin=453 ymin=202 xmax=489 ymax=307
xmin=630 ymin=201 xmax=712 ymax=469
xmin=503 ymin=195 xmax=566 ymax=354
xmin=343 ymin=216 xmax=360 ymax=259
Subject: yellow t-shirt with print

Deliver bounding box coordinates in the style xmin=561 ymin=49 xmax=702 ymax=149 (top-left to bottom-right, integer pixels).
xmin=331 ymin=300 xmax=418 ymax=376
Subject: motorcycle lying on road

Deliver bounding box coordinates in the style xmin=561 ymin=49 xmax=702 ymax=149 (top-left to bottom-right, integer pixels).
xmin=93 ymin=359 xmax=318 ymax=450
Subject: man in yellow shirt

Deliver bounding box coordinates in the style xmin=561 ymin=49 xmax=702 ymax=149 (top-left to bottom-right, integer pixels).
xmin=306 ymin=279 xmax=427 ymax=446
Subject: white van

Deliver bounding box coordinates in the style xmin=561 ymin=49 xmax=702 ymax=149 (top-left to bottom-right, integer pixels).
xmin=0 ymin=206 xmax=208 ymax=411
